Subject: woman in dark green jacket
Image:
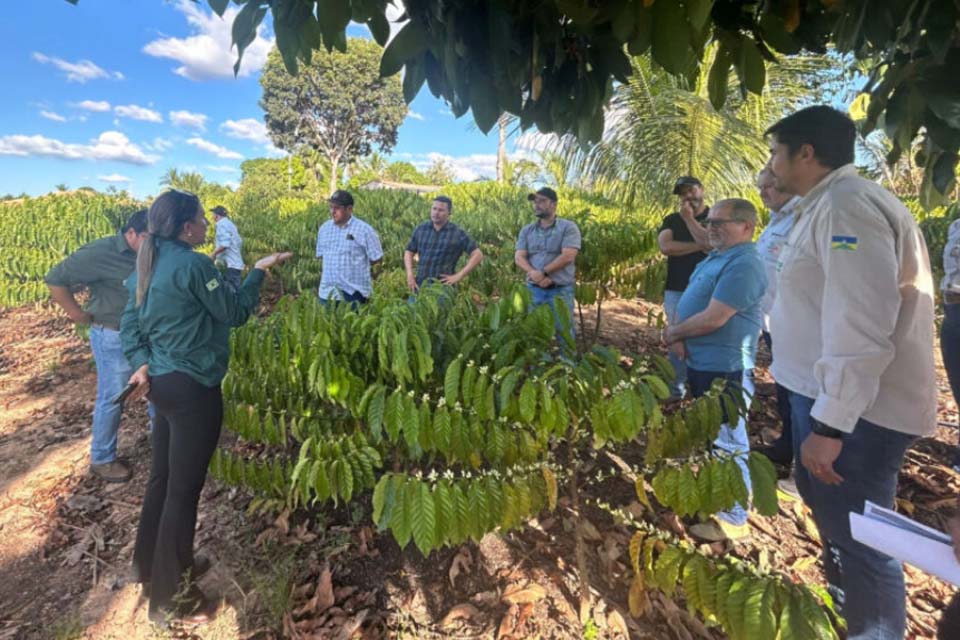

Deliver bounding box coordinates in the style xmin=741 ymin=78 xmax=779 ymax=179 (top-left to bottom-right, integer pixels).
xmin=120 ymin=189 xmax=289 ymax=625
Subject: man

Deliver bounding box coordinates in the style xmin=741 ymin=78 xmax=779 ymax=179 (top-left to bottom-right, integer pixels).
xmin=767 ymin=105 xmax=936 ymax=639
xmin=210 ymin=205 xmax=243 ymax=290
xmin=315 ymin=190 xmax=383 ymax=307
xmin=515 ymin=187 xmax=581 ymax=341
xmin=404 ymin=195 xmax=484 ymax=292
xmin=753 ymin=169 xmax=800 ymax=471
xmin=658 ymin=176 xmax=711 ymax=399
xmin=45 ymin=209 xmax=151 ymax=483
xmin=664 ymin=199 xmax=767 ymax=542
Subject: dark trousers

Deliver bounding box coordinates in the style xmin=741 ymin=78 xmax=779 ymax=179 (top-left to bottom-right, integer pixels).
xmin=224 ymin=268 xmax=242 ymax=291
xmin=321 ymin=289 xmax=368 ymax=310
xmin=133 ymin=371 xmax=222 ymax=616
xmin=761 ymin=331 xmax=794 ymax=461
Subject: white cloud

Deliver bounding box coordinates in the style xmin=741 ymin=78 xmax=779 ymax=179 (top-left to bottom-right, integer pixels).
xmin=439 ymin=108 xmax=455 ymax=117
xmin=220 ymin=118 xmax=269 ymax=144
xmin=0 ymin=131 xmax=157 ymax=165
xmin=407 ymin=110 xmax=425 ymax=121
xmin=204 ymin=164 xmax=239 ymax=173
xmin=40 ymin=110 xmax=67 ymax=123
xmin=186 ymin=137 xmax=243 ymax=159
xmin=169 ymin=109 xmax=208 ymax=131
xmin=143 ymin=0 xmax=273 ymax=81
xmin=406 ymin=151 xmax=537 ymax=182
xmin=114 ymin=104 xmax=163 ymax=123
xmin=144 ymin=137 xmax=174 ymax=152
xmin=74 ymin=100 xmax=112 ymax=112
xmin=99 ymin=173 xmax=131 ymax=183
xmin=31 ymin=52 xmax=124 ymax=83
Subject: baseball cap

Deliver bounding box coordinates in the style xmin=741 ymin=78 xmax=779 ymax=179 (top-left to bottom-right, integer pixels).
xmin=672 ymin=176 xmax=703 ymax=195
xmin=328 ymin=190 xmax=354 ymax=206
xmin=527 ymin=186 xmax=558 ymax=202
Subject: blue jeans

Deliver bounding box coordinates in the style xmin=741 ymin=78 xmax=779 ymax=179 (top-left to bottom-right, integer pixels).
xmin=687 ymin=368 xmax=751 ymax=526
xmin=90 ymin=326 xmax=156 ymax=464
xmin=663 ymin=290 xmax=687 ymax=397
xmin=941 ymin=304 xmax=960 ymax=450
xmin=790 ymin=392 xmax=916 ymax=640
xmin=527 ymin=283 xmax=576 ymax=342
xmin=320 ymin=289 xmax=368 ymax=310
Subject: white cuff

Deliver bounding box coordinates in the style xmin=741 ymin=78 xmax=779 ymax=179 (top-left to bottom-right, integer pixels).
xmin=810 ymin=393 xmax=859 ymax=433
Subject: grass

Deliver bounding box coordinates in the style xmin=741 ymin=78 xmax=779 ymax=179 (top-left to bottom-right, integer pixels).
xmin=46 ymin=610 xmax=84 ymax=640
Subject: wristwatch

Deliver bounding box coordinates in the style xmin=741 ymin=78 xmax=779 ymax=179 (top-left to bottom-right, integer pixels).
xmin=810 ymin=417 xmax=844 ymax=439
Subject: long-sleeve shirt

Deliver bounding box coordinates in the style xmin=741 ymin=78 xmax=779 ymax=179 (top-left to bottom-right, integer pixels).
xmin=120 ymin=237 xmax=264 ymax=387
xmin=755 ymin=196 xmax=799 ymax=332
xmin=44 ymin=233 xmax=137 ymax=329
xmin=941 ymin=219 xmax=960 ymax=294
xmin=214 ymin=217 xmax=244 ymax=270
xmin=769 ymin=164 xmax=937 ymax=436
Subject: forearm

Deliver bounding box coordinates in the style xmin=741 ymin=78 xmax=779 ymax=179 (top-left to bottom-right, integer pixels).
xmin=659 ymin=240 xmax=705 ymax=256
xmin=667 ymin=310 xmax=725 ymax=341
xmin=457 ymin=250 xmax=484 ymax=277
xmin=543 ymin=254 xmax=573 ymax=275
xmin=403 ymin=251 xmax=416 ymax=278
xmin=515 ymin=253 xmax=535 ymax=274
xmin=48 ymin=285 xmax=89 ymax=322
xmin=682 ymin=216 xmax=710 ymax=248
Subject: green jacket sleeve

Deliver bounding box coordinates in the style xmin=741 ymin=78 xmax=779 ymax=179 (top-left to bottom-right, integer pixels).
xmin=120 ymin=276 xmax=150 ymax=371
xmin=45 ymin=241 xmax=105 ymax=287
xmin=187 ymin=255 xmax=265 ymax=327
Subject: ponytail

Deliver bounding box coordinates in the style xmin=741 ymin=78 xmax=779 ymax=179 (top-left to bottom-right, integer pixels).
xmin=135 ymin=189 xmax=202 ymax=306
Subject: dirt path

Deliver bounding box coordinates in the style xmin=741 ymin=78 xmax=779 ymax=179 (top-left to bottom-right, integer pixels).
xmin=0 ymin=299 xmax=957 ymax=639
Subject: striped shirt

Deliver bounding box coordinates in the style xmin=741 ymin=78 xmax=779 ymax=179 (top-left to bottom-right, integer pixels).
xmin=406 ymin=221 xmax=478 ymax=285
xmin=315 ymin=216 xmax=383 ymax=300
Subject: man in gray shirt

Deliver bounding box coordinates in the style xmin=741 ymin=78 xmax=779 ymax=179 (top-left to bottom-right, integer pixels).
xmin=515 ymin=187 xmax=581 ymax=341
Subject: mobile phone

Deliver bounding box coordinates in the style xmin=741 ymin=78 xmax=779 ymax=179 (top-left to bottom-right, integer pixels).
xmin=113 ymin=382 xmax=138 ymax=405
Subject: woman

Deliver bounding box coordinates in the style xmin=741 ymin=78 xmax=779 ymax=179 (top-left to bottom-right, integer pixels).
xmin=120 ymin=189 xmax=290 ymax=625
xmin=942 ymin=218 xmax=960 ymax=472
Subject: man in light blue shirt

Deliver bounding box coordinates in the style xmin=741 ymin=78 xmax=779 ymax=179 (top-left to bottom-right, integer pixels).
xmin=664 ymin=198 xmax=767 ymax=541
xmin=211 ymin=206 xmax=244 ymax=290
xmin=315 ymin=190 xmax=384 ymax=307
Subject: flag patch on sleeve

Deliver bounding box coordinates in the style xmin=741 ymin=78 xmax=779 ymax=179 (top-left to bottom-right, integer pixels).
xmin=831 ymin=235 xmax=858 ymax=251
xmin=206 ymin=278 xmax=220 ymax=291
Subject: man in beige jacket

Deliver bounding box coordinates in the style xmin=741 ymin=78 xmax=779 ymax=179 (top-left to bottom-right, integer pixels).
xmin=766 ymin=105 xmax=936 ymax=640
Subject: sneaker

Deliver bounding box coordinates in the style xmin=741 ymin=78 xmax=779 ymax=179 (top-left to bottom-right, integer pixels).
xmin=90 ymin=460 xmax=132 ymax=483
xmin=689 ymin=518 xmax=750 ymax=542
xmin=777 ymin=476 xmax=801 ymax=501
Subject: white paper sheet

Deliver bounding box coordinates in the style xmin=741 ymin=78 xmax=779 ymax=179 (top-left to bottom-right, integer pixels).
xmin=849 ymin=501 xmax=960 ymax=586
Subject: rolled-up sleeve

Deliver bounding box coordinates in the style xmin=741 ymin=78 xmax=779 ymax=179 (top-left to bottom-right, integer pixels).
xmin=810 ymin=194 xmax=900 ymax=432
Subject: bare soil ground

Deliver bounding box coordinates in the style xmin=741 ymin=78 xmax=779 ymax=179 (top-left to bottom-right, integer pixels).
xmin=0 ymin=298 xmax=956 ymax=639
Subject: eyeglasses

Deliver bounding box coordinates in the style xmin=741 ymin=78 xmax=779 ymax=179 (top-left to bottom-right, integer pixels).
xmin=705 ymin=219 xmax=741 ymax=228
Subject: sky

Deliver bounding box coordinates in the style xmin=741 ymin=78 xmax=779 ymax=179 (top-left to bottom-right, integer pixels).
xmin=0 ymin=0 xmax=526 ymax=198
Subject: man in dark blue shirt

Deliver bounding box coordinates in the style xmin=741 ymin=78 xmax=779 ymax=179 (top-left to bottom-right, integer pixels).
xmin=404 ymin=195 xmax=484 ymax=291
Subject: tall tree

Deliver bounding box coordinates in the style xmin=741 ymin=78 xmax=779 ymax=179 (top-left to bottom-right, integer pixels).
xmin=159 ymin=168 xmax=206 ymax=194
xmin=383 ymin=161 xmax=428 ymax=185
xmin=425 ymin=158 xmax=455 ymax=185
xmin=259 ymin=38 xmax=407 ymax=194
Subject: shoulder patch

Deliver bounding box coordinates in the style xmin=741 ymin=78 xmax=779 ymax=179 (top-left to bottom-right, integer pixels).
xmin=831 ymin=235 xmax=858 ymax=251
xmin=206 ymin=278 xmax=220 ymax=291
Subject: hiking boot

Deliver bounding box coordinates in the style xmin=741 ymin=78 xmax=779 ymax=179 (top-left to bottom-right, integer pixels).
xmin=689 ymin=518 xmax=750 ymax=542
xmin=90 ymin=460 xmax=131 ymax=483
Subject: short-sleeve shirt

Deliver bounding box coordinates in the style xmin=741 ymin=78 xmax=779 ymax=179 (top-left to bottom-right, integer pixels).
xmin=676 ymin=242 xmax=767 ymax=372
xmin=755 ymin=197 xmax=798 ymax=330
xmin=44 ymin=233 xmax=137 ymax=330
xmin=516 ymin=217 xmax=581 ymax=286
xmin=315 ymin=215 xmax=384 ymax=300
xmin=214 ymin=217 xmax=244 ymax=270
xmin=406 ymin=221 xmax=478 ymax=285
xmin=659 ymin=209 xmax=709 ymax=292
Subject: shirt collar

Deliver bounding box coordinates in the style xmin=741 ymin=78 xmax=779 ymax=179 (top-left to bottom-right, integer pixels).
xmin=710 ymin=240 xmax=754 ymax=257
xmin=114 ymin=232 xmax=134 ymax=254
xmin=797 ymin=164 xmax=857 ymax=214
xmin=770 ymin=195 xmax=801 ymax=223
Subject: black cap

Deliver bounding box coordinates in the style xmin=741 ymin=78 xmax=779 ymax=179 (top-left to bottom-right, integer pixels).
xmin=211 ymin=205 xmax=228 ymax=217
xmin=328 ymin=190 xmax=354 ymax=206
xmin=672 ymin=176 xmax=703 ymax=195
xmin=527 ymin=186 xmax=558 ymax=202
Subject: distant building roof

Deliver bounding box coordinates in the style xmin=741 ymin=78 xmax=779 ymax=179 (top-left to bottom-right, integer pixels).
xmin=360 ymin=180 xmax=442 ymax=194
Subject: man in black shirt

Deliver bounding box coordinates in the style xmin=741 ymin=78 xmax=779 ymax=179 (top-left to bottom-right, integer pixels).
xmin=658 ymin=176 xmax=711 ymax=399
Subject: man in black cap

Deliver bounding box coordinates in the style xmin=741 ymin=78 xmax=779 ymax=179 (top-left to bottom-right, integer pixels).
xmin=658 ymin=176 xmax=711 ymax=399
xmin=315 ymin=190 xmax=383 ymax=307
xmin=210 ymin=205 xmax=244 ymax=291
xmin=515 ymin=187 xmax=581 ymax=343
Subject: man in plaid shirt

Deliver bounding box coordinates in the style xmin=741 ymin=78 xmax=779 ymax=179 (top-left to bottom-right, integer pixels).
xmin=404 ymin=195 xmax=484 ymax=292
xmin=315 ymin=190 xmax=384 ymax=307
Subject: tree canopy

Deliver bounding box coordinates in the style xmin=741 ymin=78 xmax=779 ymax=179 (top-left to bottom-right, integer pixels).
xmin=259 ymin=37 xmax=407 ymax=194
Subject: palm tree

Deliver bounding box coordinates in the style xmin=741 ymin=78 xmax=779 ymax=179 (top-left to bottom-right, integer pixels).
xmin=159 ymin=168 xmax=206 ymax=194
xmin=537 ymin=48 xmax=841 ymax=207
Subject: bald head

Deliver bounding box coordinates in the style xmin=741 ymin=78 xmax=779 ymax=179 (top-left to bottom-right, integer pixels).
xmin=706 ymin=199 xmax=757 ymax=251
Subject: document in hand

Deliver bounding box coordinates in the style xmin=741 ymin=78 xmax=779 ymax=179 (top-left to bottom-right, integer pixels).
xmin=849 ymin=500 xmax=960 ymax=586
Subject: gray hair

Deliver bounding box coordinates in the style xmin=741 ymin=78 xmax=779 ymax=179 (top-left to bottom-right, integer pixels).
xmin=714 ymin=198 xmax=758 ymax=224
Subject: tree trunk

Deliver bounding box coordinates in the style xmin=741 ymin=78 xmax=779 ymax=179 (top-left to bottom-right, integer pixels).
xmin=329 ymin=154 xmax=340 ymax=195
xmin=496 ymin=116 xmax=507 ymax=183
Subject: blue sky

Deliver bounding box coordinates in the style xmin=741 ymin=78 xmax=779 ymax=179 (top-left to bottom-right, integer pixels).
xmin=0 ymin=1 xmax=519 ymax=198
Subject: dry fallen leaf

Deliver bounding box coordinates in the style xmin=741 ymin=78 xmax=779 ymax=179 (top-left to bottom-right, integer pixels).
xmin=502 ymin=582 xmax=547 ymax=605
xmin=449 ymin=546 xmax=473 ymax=588
xmin=580 ymin=518 xmax=603 ymax=541
xmin=606 ymin=609 xmax=629 ymax=637
xmin=441 ymin=603 xmax=481 ymax=627
xmin=497 ymin=603 xmax=519 ymax=639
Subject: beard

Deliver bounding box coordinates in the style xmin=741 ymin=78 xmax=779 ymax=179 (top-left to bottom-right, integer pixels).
xmin=535 ymin=210 xmax=550 ymax=218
